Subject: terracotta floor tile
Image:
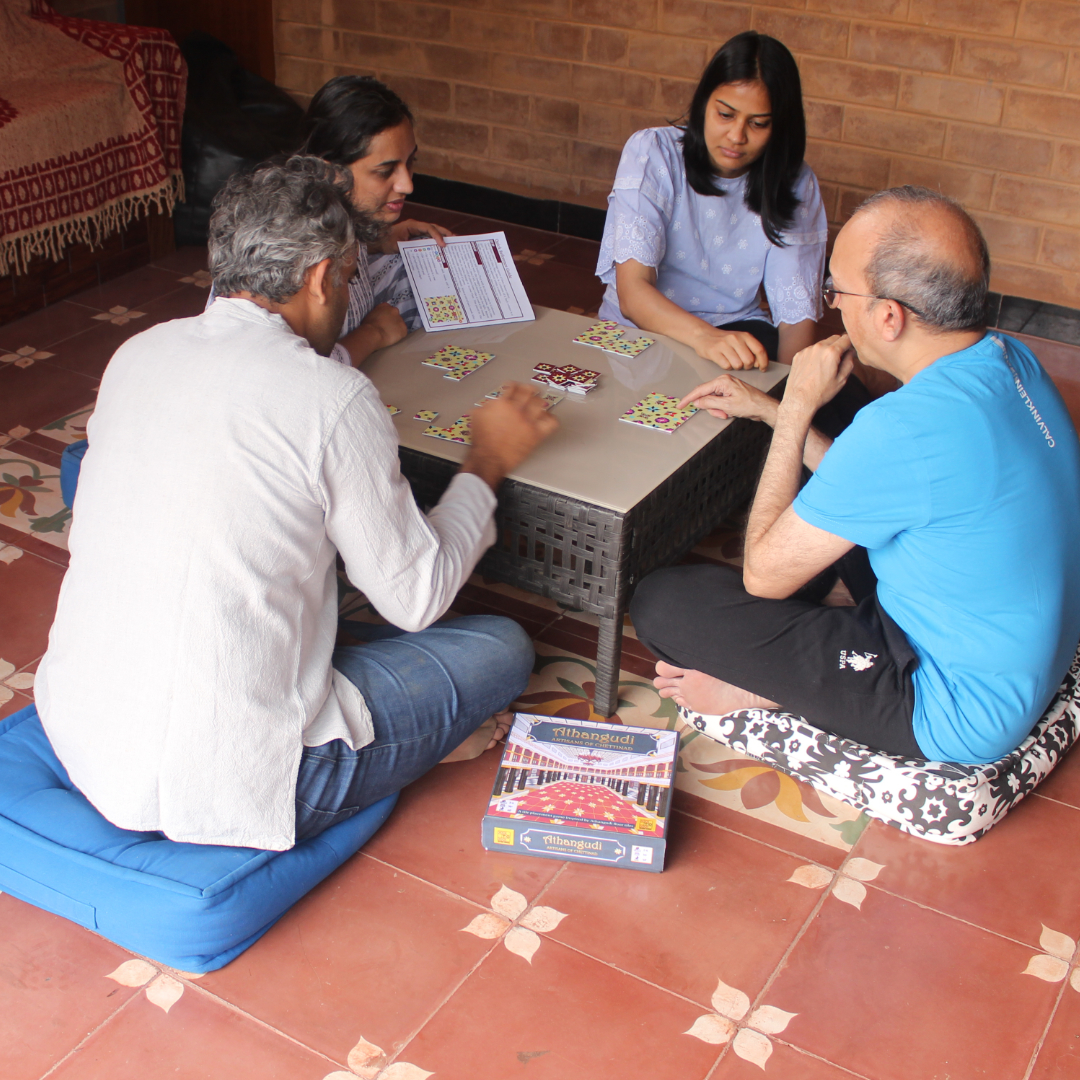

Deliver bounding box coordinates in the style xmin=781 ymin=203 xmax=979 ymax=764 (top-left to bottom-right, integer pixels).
xmin=546 ymin=234 xmax=602 ymax=271
xmin=0 ymin=895 xmax=143 ymax=1080
xmin=402 ymin=201 xmax=473 ymax=231
xmin=47 ymin=982 xmax=336 ymax=1080
xmin=198 ymin=853 xmax=502 ymax=1063
xmin=534 ymin=618 xmax=656 ymax=679
xmin=0 ymin=547 xmax=66 ymax=670
xmin=538 ymin=810 xmax=824 ymax=1005
xmin=67 ymin=266 xmax=194 ymax=313
xmin=1028 ymin=980 xmax=1080 ymax=1080
xmin=0 ymin=521 xmax=69 ymax=568
xmin=0 ymin=300 xmax=104 ymax=351
xmin=5 ymin=434 xmax=65 ymax=467
xmin=149 ymin=245 xmax=209 ymax=276
xmin=675 ymin=789 xmax=852 ymax=868
xmin=401 ymin=937 xmax=723 ymax=1080
xmin=362 ymin=749 xmax=565 ymax=906
xmin=0 ymin=359 xmax=98 ymax=434
xmin=449 ymin=580 xmax=562 ymax=638
xmin=852 ymin=796 xmax=1080 ymax=948
xmin=765 ymin=886 xmax=1060 ymax=1080
xmin=38 ymin=317 xmax=156 ymax=380
xmin=0 ymin=687 xmax=32 ymax=720
xmin=1034 ymin=744 xmax=1080 ymax=809
xmin=140 ymin=283 xmax=214 ymax=324
xmin=710 ymin=1039 xmax=871 ymax=1079
xmin=517 ymin=260 xmax=606 ymax=314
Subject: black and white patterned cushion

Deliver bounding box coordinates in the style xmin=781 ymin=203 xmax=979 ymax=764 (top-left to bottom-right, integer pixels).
xmin=677 ymin=643 xmax=1080 ymax=846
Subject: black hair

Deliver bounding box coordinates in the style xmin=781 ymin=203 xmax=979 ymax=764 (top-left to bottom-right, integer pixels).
xmin=299 ymin=76 xmax=413 ymax=166
xmin=679 ymin=32 xmax=806 ymax=246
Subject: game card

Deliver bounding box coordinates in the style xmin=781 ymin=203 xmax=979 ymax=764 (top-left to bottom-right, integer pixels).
xmin=604 ymin=335 xmax=655 ymax=357
xmin=413 ymin=409 xmax=439 ymax=422
xmin=619 ymin=392 xmax=698 ymax=434
xmin=422 ymin=415 xmax=472 ymax=445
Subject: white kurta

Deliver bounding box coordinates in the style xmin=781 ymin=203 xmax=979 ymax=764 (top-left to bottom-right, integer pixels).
xmin=37 ymin=298 xmax=496 ymax=850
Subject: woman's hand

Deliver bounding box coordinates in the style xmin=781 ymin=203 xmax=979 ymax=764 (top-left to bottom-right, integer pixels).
xmin=680 ymin=373 xmax=779 ymax=425
xmin=690 ymin=326 xmax=769 ymax=371
xmin=378 ymin=219 xmax=454 ymax=254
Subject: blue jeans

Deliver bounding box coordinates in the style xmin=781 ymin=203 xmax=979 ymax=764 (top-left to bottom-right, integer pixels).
xmin=293 ymin=615 xmax=533 ymax=841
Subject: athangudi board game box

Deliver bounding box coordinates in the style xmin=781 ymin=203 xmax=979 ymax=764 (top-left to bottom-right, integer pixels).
xmin=481 ymin=714 xmax=678 ymax=873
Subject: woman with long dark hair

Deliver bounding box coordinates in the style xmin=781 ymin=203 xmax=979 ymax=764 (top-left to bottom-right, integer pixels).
xmin=297 ymin=75 xmax=452 ymax=365
xmin=597 ymin=32 xmax=829 ymax=372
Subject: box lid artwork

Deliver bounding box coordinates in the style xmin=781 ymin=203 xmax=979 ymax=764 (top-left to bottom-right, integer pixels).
xmin=481 ymin=714 xmax=679 ymax=873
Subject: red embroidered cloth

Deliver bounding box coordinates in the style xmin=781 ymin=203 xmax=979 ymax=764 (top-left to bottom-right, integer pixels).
xmin=0 ymin=0 xmax=186 ymax=275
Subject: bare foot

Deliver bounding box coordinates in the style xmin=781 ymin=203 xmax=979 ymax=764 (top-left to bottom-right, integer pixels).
xmin=653 ymin=660 xmax=778 ymax=715
xmin=440 ymin=711 xmax=514 ymax=764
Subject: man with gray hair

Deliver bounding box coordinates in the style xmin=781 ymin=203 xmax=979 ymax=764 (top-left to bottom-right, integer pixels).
xmin=631 ymin=186 xmax=1080 ymax=765
xmin=37 ymin=157 xmax=556 ymax=850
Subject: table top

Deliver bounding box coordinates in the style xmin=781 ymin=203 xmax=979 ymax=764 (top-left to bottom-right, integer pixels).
xmin=362 ymin=306 xmax=788 ymax=514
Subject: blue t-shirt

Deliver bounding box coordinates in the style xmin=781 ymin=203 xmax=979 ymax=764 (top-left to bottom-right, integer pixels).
xmin=793 ymin=332 xmax=1080 ymax=763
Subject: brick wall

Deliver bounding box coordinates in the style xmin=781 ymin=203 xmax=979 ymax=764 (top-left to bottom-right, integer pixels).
xmin=275 ymin=0 xmax=1080 ymax=308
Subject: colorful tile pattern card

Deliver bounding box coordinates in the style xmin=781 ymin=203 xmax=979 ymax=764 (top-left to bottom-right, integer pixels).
xmin=572 ymin=321 xmax=622 ymax=347
xmin=480 ymin=387 xmax=562 ymax=411
xmin=413 ymin=409 xmax=439 ymax=422
xmin=421 ymin=345 xmax=495 ymax=381
xmin=619 ymin=392 xmax=698 ymax=434
xmin=532 ymin=363 xmax=600 ymax=394
xmin=422 ymin=415 xmax=472 ymax=445
xmin=605 ymin=336 xmax=655 ymax=357
xmin=385 ymin=404 xmax=401 ymax=416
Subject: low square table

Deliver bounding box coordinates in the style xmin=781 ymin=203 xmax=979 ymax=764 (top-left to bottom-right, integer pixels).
xmin=363 ymin=306 xmax=788 ymax=716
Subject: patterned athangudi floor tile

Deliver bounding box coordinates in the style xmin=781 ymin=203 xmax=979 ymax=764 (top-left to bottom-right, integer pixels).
xmin=36 ymin=403 xmax=94 ymax=445
xmin=0 ymin=452 xmax=70 ymax=549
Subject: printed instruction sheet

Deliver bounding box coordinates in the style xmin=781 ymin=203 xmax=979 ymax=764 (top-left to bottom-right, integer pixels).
xmin=398 ymin=231 xmax=535 ymax=332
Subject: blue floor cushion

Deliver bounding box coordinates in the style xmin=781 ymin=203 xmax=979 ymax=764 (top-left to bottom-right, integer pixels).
xmin=0 ymin=705 xmax=398 ymax=972
xmin=677 ymin=641 xmax=1080 ymax=846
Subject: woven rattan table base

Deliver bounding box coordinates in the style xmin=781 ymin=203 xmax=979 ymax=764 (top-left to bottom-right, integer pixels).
xmin=400 ymin=415 xmax=772 ymax=716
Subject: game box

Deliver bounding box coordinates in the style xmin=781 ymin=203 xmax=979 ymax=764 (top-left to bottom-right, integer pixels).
xmin=481 ymin=714 xmax=678 ymax=873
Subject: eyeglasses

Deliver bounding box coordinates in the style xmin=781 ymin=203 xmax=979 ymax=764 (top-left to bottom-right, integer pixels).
xmin=822 ymin=278 xmax=928 ymax=322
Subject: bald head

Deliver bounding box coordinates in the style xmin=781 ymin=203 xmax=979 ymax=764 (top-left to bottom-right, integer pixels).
xmin=849 ymin=186 xmax=990 ymax=333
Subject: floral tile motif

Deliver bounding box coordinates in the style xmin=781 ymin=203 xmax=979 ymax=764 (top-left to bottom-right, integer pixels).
xmin=460 ymin=884 xmax=568 ymax=964
xmin=678 ymin=730 xmax=868 ymax=852
xmin=514 ymin=640 xmax=678 ymax=729
xmin=92 ymin=306 xmax=144 ymax=326
xmin=1 ymin=345 xmax=54 ymax=369
xmin=684 ymin=976 xmax=797 ymax=1069
xmin=0 ymin=454 xmax=70 ymax=549
xmin=37 ymin=403 xmax=94 ymax=445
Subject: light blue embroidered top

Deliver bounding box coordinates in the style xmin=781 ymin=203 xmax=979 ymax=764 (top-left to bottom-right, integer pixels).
xmin=597 ymin=127 xmax=827 ymax=330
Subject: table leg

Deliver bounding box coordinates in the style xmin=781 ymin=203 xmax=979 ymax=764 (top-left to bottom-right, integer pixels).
xmin=593 ymin=610 xmax=625 ymax=718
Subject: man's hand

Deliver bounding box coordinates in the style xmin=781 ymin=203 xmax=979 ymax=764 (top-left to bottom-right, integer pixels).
xmin=679 ymin=373 xmax=779 ymax=425
xmin=360 ymin=303 xmax=407 ymax=350
xmin=380 ymin=219 xmax=454 ymax=253
xmin=782 ymin=334 xmax=855 ymax=419
xmin=462 ymin=383 xmax=559 ymax=491
xmin=691 ymin=326 xmax=769 ymax=371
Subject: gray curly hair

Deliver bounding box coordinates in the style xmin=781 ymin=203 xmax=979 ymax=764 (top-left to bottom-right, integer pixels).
xmin=208 ymin=156 xmax=378 ymax=302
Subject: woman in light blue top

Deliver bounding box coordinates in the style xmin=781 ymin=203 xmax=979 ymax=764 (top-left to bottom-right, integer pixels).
xmin=598 ymin=32 xmax=829 ymax=373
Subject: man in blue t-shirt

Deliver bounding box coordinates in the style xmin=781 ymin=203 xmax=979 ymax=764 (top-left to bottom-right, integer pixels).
xmin=631 ymin=186 xmax=1080 ymax=764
